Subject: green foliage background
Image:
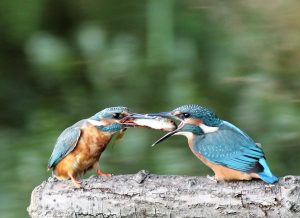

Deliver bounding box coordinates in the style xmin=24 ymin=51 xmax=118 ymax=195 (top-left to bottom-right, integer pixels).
xmin=0 ymin=1 xmax=300 ymax=217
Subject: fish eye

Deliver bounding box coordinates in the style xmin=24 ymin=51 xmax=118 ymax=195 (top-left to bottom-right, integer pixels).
xmin=112 ymin=113 xmax=121 ymax=119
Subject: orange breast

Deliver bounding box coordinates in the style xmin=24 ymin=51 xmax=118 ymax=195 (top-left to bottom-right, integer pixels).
xmin=54 ymin=123 xmax=112 ymax=179
xmin=193 ymin=150 xmax=258 ymax=181
xmin=186 ymin=136 xmax=258 ymax=181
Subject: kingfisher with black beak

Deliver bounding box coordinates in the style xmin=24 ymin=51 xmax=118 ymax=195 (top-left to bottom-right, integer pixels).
xmin=145 ymin=104 xmax=278 ymax=184
xmin=48 ymin=106 xmax=146 ymax=188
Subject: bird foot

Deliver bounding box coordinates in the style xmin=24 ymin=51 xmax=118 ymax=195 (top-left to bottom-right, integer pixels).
xmin=206 ymin=175 xmax=218 ymax=183
xmin=72 ymin=182 xmax=82 ymax=189
xmin=96 ymin=170 xmax=112 ymax=177
xmin=68 ymin=174 xmax=82 ymax=188
xmin=71 ymin=179 xmax=82 ymax=188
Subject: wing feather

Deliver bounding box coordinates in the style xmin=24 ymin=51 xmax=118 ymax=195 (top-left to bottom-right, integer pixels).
xmin=47 ymin=122 xmax=82 ymax=168
xmin=194 ymin=121 xmax=264 ymax=173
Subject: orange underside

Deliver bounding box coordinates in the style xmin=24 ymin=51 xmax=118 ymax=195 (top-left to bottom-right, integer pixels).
xmin=195 ymin=151 xmax=259 ymax=181
xmin=54 ymin=124 xmax=112 ymax=180
xmin=187 ymin=137 xmax=259 ymax=181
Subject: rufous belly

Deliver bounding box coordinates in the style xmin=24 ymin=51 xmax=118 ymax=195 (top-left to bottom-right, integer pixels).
xmin=54 ymin=124 xmax=111 ymax=180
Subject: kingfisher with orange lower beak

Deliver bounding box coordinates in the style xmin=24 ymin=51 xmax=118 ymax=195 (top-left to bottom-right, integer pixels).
xmin=48 ymin=106 xmax=145 ymax=188
xmin=147 ymin=104 xmax=278 ymax=184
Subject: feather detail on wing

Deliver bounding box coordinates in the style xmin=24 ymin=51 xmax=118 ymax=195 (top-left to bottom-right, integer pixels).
xmin=194 ymin=121 xmax=264 ymax=173
xmin=48 ymin=125 xmax=82 ymax=169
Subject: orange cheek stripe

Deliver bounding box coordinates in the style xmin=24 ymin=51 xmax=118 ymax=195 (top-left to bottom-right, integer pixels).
xmin=185 ymin=118 xmax=202 ymax=125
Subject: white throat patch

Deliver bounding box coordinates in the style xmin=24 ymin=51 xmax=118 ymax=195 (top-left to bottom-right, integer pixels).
xmin=174 ymin=131 xmax=194 ymax=138
xmin=174 ymin=132 xmax=195 ymax=144
xmin=199 ymin=123 xmax=219 ymax=133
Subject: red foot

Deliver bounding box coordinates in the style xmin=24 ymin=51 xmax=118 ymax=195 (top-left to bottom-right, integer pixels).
xmin=69 ymin=174 xmax=82 ymax=188
xmin=96 ymin=170 xmax=112 ymax=177
xmin=72 ymin=180 xmax=82 ymax=188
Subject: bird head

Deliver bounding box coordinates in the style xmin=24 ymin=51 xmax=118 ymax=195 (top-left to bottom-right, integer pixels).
xmin=148 ymin=104 xmax=222 ymax=146
xmin=92 ymin=106 xmax=130 ymax=120
xmin=89 ymin=106 xmax=160 ymax=134
xmin=88 ymin=106 xmax=133 ymax=133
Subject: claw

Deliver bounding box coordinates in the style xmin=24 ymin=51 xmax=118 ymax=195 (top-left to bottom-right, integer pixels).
xmin=93 ymin=162 xmax=112 ymax=177
xmin=68 ymin=172 xmax=82 ymax=188
xmin=72 ymin=180 xmax=82 ymax=188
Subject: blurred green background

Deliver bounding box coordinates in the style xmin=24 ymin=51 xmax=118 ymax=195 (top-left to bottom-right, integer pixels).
xmin=1 ymin=0 xmax=300 ymax=217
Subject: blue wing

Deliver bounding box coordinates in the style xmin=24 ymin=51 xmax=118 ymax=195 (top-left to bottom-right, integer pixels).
xmin=194 ymin=121 xmax=266 ymax=173
xmin=47 ymin=122 xmax=82 ymax=168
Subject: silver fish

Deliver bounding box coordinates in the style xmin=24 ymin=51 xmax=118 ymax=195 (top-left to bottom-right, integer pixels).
xmin=132 ymin=117 xmax=177 ymax=131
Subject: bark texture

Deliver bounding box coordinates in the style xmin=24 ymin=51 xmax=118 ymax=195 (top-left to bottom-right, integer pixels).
xmin=28 ymin=171 xmax=300 ymax=218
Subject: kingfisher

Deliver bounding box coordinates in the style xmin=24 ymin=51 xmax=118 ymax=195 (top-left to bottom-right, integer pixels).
xmin=147 ymin=104 xmax=278 ymax=184
xmin=48 ymin=106 xmax=140 ymax=188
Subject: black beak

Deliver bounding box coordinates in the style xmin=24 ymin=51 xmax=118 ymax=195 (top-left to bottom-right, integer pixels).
xmin=146 ymin=111 xmax=172 ymax=117
xmin=147 ymin=111 xmax=185 ymax=146
xmin=128 ymin=113 xmax=153 ymax=119
xmin=147 ymin=111 xmax=183 ymax=122
xmin=151 ymin=122 xmax=185 ymax=146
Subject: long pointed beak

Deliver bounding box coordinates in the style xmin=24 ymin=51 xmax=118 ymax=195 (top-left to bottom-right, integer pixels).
xmin=146 ymin=112 xmax=172 ymax=118
xmin=151 ymin=122 xmax=184 ymax=146
xmin=129 ymin=113 xmax=153 ymax=119
xmin=147 ymin=111 xmax=183 ymax=121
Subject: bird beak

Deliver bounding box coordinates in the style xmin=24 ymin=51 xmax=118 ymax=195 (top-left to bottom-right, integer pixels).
xmin=146 ymin=111 xmax=185 ymax=146
xmin=151 ymin=122 xmax=185 ymax=146
xmin=146 ymin=111 xmax=179 ymax=119
xmin=130 ymin=113 xmax=154 ymax=119
xmin=146 ymin=112 xmax=171 ymax=117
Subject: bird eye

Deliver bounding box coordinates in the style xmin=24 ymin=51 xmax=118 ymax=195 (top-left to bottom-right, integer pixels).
xmin=183 ymin=113 xmax=190 ymax=118
xmin=112 ymin=113 xmax=120 ymax=119
xmin=179 ymin=113 xmax=190 ymax=119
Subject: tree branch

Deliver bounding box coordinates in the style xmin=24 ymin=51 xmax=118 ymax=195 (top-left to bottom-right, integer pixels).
xmin=28 ymin=170 xmax=300 ymax=217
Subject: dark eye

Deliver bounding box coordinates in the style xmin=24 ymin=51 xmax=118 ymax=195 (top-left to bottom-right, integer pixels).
xmin=179 ymin=113 xmax=190 ymax=119
xmin=112 ymin=113 xmax=120 ymax=119
xmin=183 ymin=113 xmax=190 ymax=118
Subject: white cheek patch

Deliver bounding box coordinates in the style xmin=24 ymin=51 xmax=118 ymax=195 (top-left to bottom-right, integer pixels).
xmin=87 ymin=119 xmax=106 ymax=126
xmin=199 ymin=123 xmax=219 ymax=133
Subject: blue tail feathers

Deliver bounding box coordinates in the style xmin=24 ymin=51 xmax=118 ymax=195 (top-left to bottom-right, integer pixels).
xmin=258 ymin=158 xmax=278 ymax=184
xmin=258 ymin=172 xmax=278 ymax=184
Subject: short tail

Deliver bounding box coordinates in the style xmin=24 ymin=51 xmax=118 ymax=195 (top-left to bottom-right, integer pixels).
xmin=258 ymin=158 xmax=278 ymax=184
xmin=258 ymin=172 xmax=278 ymax=184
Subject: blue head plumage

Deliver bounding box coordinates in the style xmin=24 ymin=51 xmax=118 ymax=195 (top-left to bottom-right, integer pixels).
xmin=171 ymin=104 xmax=221 ymax=127
xmin=90 ymin=106 xmax=129 ymax=120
